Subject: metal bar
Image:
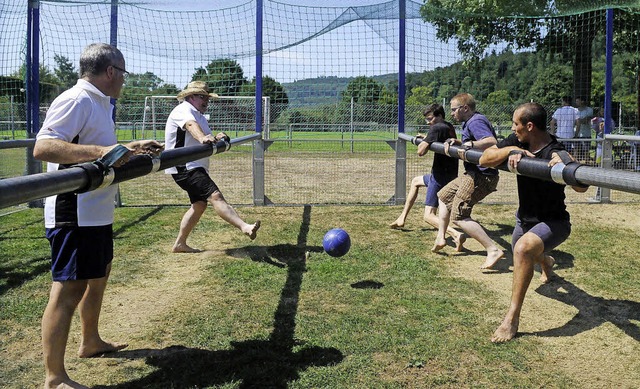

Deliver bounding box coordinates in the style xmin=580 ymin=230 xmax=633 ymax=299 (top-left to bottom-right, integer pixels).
xmin=0 ymin=134 xmax=262 ymax=210
xmin=0 ymin=139 xmax=36 ymax=149
xmin=399 ymin=133 xmax=640 ymax=195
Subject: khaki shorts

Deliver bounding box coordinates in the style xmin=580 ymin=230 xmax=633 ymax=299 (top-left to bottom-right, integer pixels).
xmin=438 ymin=171 xmax=499 ymax=220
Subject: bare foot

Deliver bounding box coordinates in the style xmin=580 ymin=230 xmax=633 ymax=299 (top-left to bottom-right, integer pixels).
xmin=389 ymin=219 xmax=404 ymax=229
xmin=45 ymin=378 xmax=89 ymax=389
xmin=453 ymin=233 xmax=466 ymax=252
xmin=431 ymin=238 xmax=446 ymax=253
xmin=244 ymin=220 xmax=261 ymax=240
xmin=480 ymin=249 xmax=505 ymax=270
xmin=78 ymin=340 xmax=128 ymax=358
xmin=540 ymin=255 xmax=555 ymax=284
xmin=491 ymin=318 xmax=519 ymax=343
xmin=172 ymin=243 xmax=201 ymax=253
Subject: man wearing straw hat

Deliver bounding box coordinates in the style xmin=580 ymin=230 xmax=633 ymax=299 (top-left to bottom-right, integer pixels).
xmin=165 ymin=81 xmax=260 ymax=252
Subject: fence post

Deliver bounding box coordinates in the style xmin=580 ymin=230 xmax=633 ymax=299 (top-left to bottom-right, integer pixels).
xmin=395 ymin=0 xmax=407 ymax=205
xmin=594 ymin=8 xmax=615 ymax=204
xmin=253 ymin=0 xmax=265 ymax=206
xmin=26 ymin=0 xmax=43 ymax=208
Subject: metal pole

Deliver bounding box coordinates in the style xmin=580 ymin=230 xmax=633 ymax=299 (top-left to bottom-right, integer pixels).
xmin=0 ymin=134 xmax=262 ymax=210
xmin=26 ymin=0 xmax=43 ymax=208
xmin=598 ymin=8 xmax=615 ymax=202
xmin=10 ymin=96 xmax=15 ymax=138
xmin=395 ymin=0 xmax=407 ymax=205
xmin=399 ymin=133 xmax=640 ymax=195
xmin=253 ymin=0 xmax=265 ymax=205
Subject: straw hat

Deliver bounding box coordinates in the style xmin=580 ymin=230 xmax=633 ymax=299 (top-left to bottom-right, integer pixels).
xmin=177 ymin=81 xmax=219 ymax=101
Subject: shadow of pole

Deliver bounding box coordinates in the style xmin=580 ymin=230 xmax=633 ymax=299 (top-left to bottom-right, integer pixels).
xmin=96 ymin=205 xmax=343 ymax=389
xmin=527 ymin=277 xmax=640 ymax=341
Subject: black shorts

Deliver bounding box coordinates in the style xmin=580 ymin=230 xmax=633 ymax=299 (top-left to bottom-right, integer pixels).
xmin=172 ymin=167 xmax=219 ymax=203
xmin=46 ymin=225 xmax=113 ymax=281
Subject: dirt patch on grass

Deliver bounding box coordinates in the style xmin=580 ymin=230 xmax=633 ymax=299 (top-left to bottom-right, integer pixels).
xmin=439 ymin=203 xmax=640 ymax=388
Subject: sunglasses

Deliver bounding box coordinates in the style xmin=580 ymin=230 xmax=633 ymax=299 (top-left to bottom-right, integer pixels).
xmin=111 ymin=65 xmax=130 ymax=75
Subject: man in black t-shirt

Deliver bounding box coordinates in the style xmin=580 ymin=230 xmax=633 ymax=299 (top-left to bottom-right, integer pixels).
xmin=480 ymin=102 xmax=588 ymax=343
xmin=390 ymin=104 xmax=465 ymax=251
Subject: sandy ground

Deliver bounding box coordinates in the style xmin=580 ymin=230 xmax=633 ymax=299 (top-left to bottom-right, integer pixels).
xmin=441 ymin=203 xmax=640 ymax=388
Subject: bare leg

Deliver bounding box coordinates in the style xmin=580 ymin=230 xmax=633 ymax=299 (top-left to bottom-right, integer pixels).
xmin=172 ymin=201 xmax=207 ymax=253
xmin=42 ymin=280 xmax=88 ymax=388
xmin=423 ymin=206 xmax=465 ymax=252
xmin=77 ymin=264 xmax=127 ymax=358
xmin=209 ymin=191 xmax=260 ymax=240
xmin=390 ymin=176 xmax=424 ymax=229
xmin=454 ymin=218 xmax=504 ymax=269
xmin=431 ymin=199 xmax=450 ymax=252
xmin=492 ymin=233 xmax=544 ymax=343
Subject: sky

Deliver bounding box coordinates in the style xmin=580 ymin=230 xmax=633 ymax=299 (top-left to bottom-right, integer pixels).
xmin=2 ymin=0 xmax=467 ymax=90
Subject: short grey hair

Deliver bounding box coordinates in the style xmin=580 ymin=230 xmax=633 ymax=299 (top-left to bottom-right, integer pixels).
xmin=79 ymin=43 xmax=123 ymax=78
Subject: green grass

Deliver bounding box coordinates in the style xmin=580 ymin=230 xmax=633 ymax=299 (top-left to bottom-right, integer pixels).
xmin=1 ymin=204 xmax=638 ymax=387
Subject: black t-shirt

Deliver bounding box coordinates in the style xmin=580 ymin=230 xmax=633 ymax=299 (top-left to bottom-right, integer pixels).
xmin=425 ymin=121 xmax=458 ymax=179
xmin=497 ymin=133 xmax=569 ymax=223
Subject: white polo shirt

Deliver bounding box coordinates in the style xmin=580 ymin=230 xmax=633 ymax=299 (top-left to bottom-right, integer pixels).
xmin=37 ymin=79 xmax=118 ymax=228
xmin=552 ymin=106 xmax=579 ymax=139
xmin=164 ymin=100 xmax=212 ymax=174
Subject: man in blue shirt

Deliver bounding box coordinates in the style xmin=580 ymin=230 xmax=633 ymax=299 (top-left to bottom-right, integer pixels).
xmin=432 ymin=93 xmax=505 ymax=270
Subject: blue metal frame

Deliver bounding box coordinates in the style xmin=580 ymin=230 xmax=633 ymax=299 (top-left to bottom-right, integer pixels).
xmin=398 ymin=0 xmax=406 ymax=134
xmin=604 ymin=8 xmax=614 ymax=135
xmin=110 ymin=0 xmax=119 ymax=122
xmin=27 ymin=0 xmax=40 ymax=138
xmin=255 ymin=0 xmax=263 ymax=133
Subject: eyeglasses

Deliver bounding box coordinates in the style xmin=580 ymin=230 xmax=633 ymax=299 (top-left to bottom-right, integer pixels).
xmin=194 ymin=94 xmax=210 ymax=100
xmin=451 ymin=105 xmax=464 ymax=112
xmin=111 ymin=65 xmax=129 ymax=75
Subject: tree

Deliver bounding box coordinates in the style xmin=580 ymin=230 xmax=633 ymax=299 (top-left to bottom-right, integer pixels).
xmin=341 ymin=76 xmax=384 ymax=104
xmin=53 ymin=54 xmax=77 ymax=89
xmin=11 ymin=63 xmax=60 ymax=103
xmin=116 ymin=72 xmax=179 ymax=123
xmin=529 ymin=63 xmax=573 ymax=108
xmin=406 ymin=85 xmax=435 ymax=124
xmin=419 ymin=1 xmax=616 ymax=106
xmin=192 ymin=59 xmax=247 ymax=96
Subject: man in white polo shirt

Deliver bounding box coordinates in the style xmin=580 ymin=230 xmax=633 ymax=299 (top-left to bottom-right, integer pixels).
xmin=165 ymin=81 xmax=260 ymax=253
xmin=34 ymin=43 xmax=163 ymax=389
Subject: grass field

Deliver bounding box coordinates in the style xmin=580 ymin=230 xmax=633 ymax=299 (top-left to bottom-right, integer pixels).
xmin=1 ymin=203 xmax=639 ymax=388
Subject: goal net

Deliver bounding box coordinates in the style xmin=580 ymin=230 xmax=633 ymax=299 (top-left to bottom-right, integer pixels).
xmin=141 ymin=95 xmax=270 ymax=140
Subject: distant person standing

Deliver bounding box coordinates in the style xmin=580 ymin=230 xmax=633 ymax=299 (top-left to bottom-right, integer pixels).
xmin=591 ymin=108 xmax=614 ymax=165
xmin=575 ymin=96 xmax=594 ymax=163
xmin=549 ymin=96 xmax=578 ymax=146
xmin=432 ymin=93 xmax=504 ymax=269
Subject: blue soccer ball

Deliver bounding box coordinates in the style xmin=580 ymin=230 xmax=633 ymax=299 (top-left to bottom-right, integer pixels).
xmin=322 ymin=228 xmax=351 ymax=257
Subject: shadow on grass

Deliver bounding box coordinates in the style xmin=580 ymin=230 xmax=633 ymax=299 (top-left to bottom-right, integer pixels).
xmin=0 ymin=207 xmax=168 ymax=296
xmin=0 ymin=215 xmax=49 ymax=295
xmin=527 ymin=277 xmax=640 ymax=341
xmin=96 ymin=205 xmax=344 ymax=388
xmin=112 ymin=206 xmax=165 ymax=238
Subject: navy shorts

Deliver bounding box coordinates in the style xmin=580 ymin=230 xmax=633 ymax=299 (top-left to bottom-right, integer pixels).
xmin=46 ymin=225 xmax=113 ymax=281
xmin=172 ymin=167 xmax=219 ymax=203
xmin=511 ymin=216 xmax=571 ymax=253
xmin=422 ymin=174 xmax=443 ymax=208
